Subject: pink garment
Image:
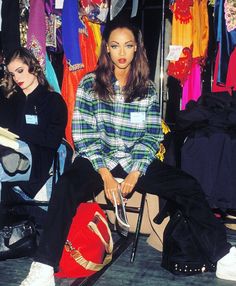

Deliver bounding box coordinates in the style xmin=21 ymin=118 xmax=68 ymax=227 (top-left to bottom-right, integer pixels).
xmin=27 ymin=0 xmax=46 ymax=69
xmin=181 ymin=63 xmax=201 ymax=110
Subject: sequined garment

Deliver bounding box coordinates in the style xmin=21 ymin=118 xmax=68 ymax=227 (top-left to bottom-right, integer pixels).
xmin=224 ymin=0 xmax=236 ymax=32
xmin=19 ymin=0 xmax=30 ymax=47
xmin=45 ymin=0 xmax=63 ymax=52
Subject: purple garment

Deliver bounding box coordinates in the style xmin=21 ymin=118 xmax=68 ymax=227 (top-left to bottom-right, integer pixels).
xmin=45 ymin=0 xmax=63 ymax=53
xmin=27 ymin=0 xmax=46 ymax=69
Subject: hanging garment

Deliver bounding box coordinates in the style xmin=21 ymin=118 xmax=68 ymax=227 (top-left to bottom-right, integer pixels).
xmin=19 ymin=0 xmax=30 ymax=47
xmin=62 ymin=0 xmax=84 ymax=71
xmin=45 ymin=53 xmax=61 ymax=94
xmin=212 ymin=46 xmax=236 ymax=93
xmin=45 ymin=0 xmax=63 ymax=53
xmin=214 ymin=0 xmax=236 ymax=85
xmin=87 ymin=21 xmax=103 ymax=58
xmin=1 ymin=0 xmax=21 ymax=57
xmin=80 ymin=0 xmax=109 ymax=23
xmin=61 ymin=17 xmax=98 ymax=146
xmin=181 ymin=62 xmax=201 ymax=109
xmin=110 ymin=0 xmax=127 ymax=20
xmin=27 ymin=0 xmax=46 ymax=69
xmin=224 ymin=0 xmax=236 ymax=33
xmin=170 ymin=0 xmax=193 ymax=24
xmin=168 ymin=0 xmax=209 ymax=85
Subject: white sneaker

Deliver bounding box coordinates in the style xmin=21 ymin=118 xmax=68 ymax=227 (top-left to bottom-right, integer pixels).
xmin=19 ymin=262 xmax=55 ymax=286
xmin=216 ymin=246 xmax=236 ymax=281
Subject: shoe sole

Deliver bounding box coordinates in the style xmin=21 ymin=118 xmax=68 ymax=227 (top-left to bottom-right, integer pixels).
xmin=216 ymin=271 xmax=236 ymax=281
xmin=226 ymin=214 xmax=236 ymax=219
xmin=225 ymin=223 xmax=236 ymax=230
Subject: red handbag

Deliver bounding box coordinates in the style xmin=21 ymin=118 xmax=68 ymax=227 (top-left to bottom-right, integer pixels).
xmin=55 ymin=202 xmax=113 ymax=278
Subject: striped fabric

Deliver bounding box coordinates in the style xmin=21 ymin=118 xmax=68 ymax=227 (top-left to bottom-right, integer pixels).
xmin=72 ymin=73 xmax=163 ymax=175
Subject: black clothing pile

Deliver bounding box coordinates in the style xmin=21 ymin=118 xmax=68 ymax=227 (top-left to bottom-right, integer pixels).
xmin=176 ymin=92 xmax=236 ymax=209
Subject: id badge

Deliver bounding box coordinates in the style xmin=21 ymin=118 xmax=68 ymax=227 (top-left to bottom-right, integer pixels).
xmin=25 ymin=114 xmax=38 ymax=125
xmin=130 ymin=112 xmax=146 ymax=123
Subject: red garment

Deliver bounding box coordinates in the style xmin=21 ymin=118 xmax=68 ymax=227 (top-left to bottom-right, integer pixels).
xmin=170 ymin=0 xmax=193 ymax=24
xmin=212 ymin=46 xmax=236 ymax=94
xmin=167 ymin=47 xmax=193 ymax=86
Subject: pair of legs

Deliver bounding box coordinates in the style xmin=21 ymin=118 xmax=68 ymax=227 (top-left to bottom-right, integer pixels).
xmin=34 ymin=156 xmax=231 ymax=269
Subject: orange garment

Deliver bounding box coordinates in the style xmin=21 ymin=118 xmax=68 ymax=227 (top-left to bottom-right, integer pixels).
xmin=61 ymin=17 xmax=98 ymax=147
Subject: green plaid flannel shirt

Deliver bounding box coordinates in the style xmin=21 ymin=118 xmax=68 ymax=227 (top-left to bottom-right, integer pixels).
xmin=72 ymin=73 xmax=163 ymax=175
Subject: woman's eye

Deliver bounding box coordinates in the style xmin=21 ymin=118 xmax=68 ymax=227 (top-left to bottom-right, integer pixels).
xmin=110 ymin=45 xmax=118 ymax=49
xmin=126 ymin=44 xmax=134 ymax=49
xmin=18 ymin=69 xmax=23 ymax=73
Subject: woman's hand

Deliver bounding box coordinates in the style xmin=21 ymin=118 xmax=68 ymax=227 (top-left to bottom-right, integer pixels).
xmin=121 ymin=170 xmax=141 ymax=197
xmin=98 ymin=167 xmax=120 ymax=204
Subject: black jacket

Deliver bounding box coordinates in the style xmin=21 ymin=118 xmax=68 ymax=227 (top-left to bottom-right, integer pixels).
xmin=0 ymin=84 xmax=68 ymax=197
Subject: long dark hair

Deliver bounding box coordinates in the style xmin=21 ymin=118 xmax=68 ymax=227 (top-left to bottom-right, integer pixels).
xmin=94 ymin=19 xmax=150 ymax=102
xmin=0 ymin=47 xmax=51 ymax=98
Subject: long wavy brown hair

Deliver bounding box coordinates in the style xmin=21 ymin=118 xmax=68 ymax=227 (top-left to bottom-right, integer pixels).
xmin=94 ymin=19 xmax=150 ymax=102
xmin=0 ymin=47 xmax=51 ymax=98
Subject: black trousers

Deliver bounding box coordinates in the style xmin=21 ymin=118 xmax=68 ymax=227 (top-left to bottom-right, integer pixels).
xmin=34 ymin=157 xmax=231 ymax=268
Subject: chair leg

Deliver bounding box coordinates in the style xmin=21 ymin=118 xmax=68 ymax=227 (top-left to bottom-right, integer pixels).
xmin=130 ymin=192 xmax=146 ymax=263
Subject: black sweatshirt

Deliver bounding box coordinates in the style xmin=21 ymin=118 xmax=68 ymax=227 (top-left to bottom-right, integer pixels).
xmin=0 ymin=84 xmax=68 ymax=197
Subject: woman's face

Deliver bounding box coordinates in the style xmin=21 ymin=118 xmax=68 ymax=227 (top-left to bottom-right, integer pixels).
xmin=107 ymin=28 xmax=137 ymax=73
xmin=7 ymin=58 xmax=39 ymax=95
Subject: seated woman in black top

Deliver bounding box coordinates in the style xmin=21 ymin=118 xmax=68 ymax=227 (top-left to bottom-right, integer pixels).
xmin=0 ymin=47 xmax=67 ymax=198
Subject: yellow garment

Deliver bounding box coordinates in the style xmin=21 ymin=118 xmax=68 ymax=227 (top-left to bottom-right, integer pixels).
xmin=192 ymin=0 xmax=209 ymax=59
xmin=156 ymin=143 xmax=166 ymax=162
xmin=171 ymin=0 xmax=209 ymax=59
xmin=88 ymin=21 xmax=102 ymax=58
xmin=208 ymin=0 xmax=215 ymax=6
xmin=171 ymin=8 xmax=192 ymax=50
xmin=161 ymin=119 xmax=171 ymax=134
xmin=156 ymin=120 xmax=171 ymax=162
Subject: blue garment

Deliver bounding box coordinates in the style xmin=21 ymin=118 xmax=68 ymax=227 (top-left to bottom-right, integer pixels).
xmin=45 ymin=53 xmax=61 ymax=94
xmin=62 ymin=0 xmax=83 ymax=69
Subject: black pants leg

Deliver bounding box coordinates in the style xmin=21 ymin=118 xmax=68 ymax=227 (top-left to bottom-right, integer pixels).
xmin=136 ymin=159 xmax=231 ymax=263
xmin=34 ymin=158 xmax=231 ymax=268
xmin=34 ymin=157 xmax=127 ymax=268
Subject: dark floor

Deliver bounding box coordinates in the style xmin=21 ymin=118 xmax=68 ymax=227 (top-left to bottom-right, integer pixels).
xmin=0 ymin=225 xmax=236 ymax=286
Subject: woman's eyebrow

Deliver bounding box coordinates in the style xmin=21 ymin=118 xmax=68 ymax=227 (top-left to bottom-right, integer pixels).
xmin=15 ymin=66 xmax=23 ymax=71
xmin=109 ymin=40 xmax=135 ymax=44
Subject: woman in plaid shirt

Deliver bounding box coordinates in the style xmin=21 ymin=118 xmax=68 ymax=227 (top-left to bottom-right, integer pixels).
xmin=21 ymin=18 xmax=236 ymax=286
